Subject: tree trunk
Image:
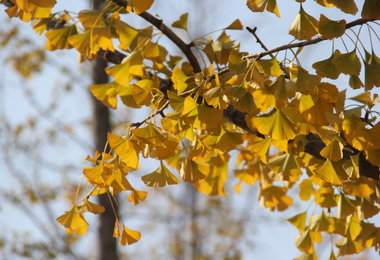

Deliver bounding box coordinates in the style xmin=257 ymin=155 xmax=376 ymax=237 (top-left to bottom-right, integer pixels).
xmin=91 ymin=1 xmax=119 ymax=260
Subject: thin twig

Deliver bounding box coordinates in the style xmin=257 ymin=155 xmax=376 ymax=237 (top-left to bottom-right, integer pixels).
xmin=243 ymin=18 xmax=378 ymax=60
xmin=246 ymin=26 xmax=274 ymax=58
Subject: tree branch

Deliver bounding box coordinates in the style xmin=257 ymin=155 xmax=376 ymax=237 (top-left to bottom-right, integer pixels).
xmin=111 ymin=0 xmax=201 ymax=73
xmin=243 ymin=18 xmax=378 ymax=60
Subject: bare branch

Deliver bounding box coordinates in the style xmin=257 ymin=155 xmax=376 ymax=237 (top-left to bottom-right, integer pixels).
xmin=243 ymin=18 xmax=378 ymax=60
xmin=111 ymin=0 xmax=201 ymax=73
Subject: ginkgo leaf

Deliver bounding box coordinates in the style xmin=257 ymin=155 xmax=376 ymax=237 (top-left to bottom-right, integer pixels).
xmin=179 ymin=157 xmax=208 ymax=183
xmin=195 ymin=156 xmax=228 ymax=196
xmin=289 ymin=5 xmax=319 ymax=40
xmin=332 ymin=49 xmax=361 ymax=75
xmin=287 ymin=211 xmax=307 ymax=231
xmin=105 ymin=51 xmax=144 ymax=84
xmin=228 ymin=49 xmax=247 ymax=75
xmin=90 ymin=81 xmax=126 ymax=109
xmin=295 ymin=229 xmax=314 ymax=254
xmin=358 ymin=198 xmax=379 ymax=220
xmin=312 ymin=50 xmax=341 ymax=79
xmin=119 ymin=225 xmax=141 ymax=245
xmin=246 ymin=0 xmax=280 ymax=17
xmin=172 ymin=66 xmax=190 ymax=94
xmin=259 ymin=185 xmax=293 ymax=211
xmin=127 ymin=0 xmax=154 ymax=15
xmin=255 ymin=56 xmax=283 ymax=77
xmin=349 ymin=75 xmax=364 ymax=89
xmin=83 ymin=162 xmax=106 ymax=188
xmin=331 ymin=0 xmax=358 ymax=15
xmin=299 ymin=94 xmax=333 ymax=125
xmin=106 ymin=169 xmax=134 ymax=195
xmin=78 ymin=10 xmax=104 ymax=29
xmin=108 ymin=133 xmax=140 ymax=170
xmin=319 ymin=139 xmax=344 ymax=161
xmin=361 ymin=0 xmax=380 ymax=19
xmin=57 ymin=205 xmax=89 ymax=235
xmin=81 ymin=199 xmax=106 ymax=214
xmin=336 ymin=237 xmax=365 ymax=256
xmin=45 ymin=24 xmax=78 ymax=50
xmin=299 ymin=179 xmax=314 ymax=201
xmin=337 ymin=194 xmax=356 ymax=218
xmin=141 ymin=161 xmax=180 ymax=187
xmin=318 ymin=14 xmax=346 ymax=40
xmin=346 ymin=214 xmax=362 ymax=240
xmin=342 ymin=176 xmax=376 ymax=198
xmin=364 ymin=60 xmax=380 ymax=90
xmin=253 ymin=109 xmax=297 ymax=141
xmin=113 ymin=19 xmax=139 ymax=51
xmin=268 ymin=153 xmax=302 ymax=181
xmin=203 ymin=84 xmax=224 ymax=107
xmin=310 ymin=211 xmax=330 ymax=232
xmin=224 ymin=19 xmax=243 ymax=30
xmin=128 ymin=189 xmax=148 ymax=205
xmin=172 ymin=13 xmax=188 ymax=30
xmin=313 ymin=159 xmax=344 ymax=185
xmin=201 ymin=126 xmax=243 ymax=153
xmin=249 ymin=138 xmax=271 ymax=163
xmin=287 ymin=67 xmax=321 ymax=94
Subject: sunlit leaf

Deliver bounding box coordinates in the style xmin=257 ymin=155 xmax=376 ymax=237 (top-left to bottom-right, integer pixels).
xmin=313 ymin=159 xmax=343 ymax=185
xmin=287 ymin=67 xmax=321 ymax=94
xmin=119 ymin=225 xmax=141 ymax=245
xmin=364 ymin=60 xmax=380 ymax=90
xmin=295 ymin=229 xmax=314 ymax=254
xmin=57 ymin=205 xmax=88 ymax=235
xmin=78 ymin=10 xmax=104 ymax=29
xmin=128 ymin=189 xmax=147 ymax=205
xmin=287 ymin=211 xmax=307 ymax=231
xmin=127 ymin=0 xmax=155 ymax=15
xmin=358 ymin=198 xmax=379 ymax=220
xmin=81 ymin=199 xmax=106 ymax=214
xmin=172 ymin=13 xmax=188 ymax=30
xmin=113 ymin=19 xmax=139 ymax=51
xmin=255 ymin=56 xmax=283 ymax=77
xmin=224 ymin=19 xmax=243 ymax=30
xmin=289 ymin=5 xmax=319 ymax=40
xmin=259 ymin=185 xmax=293 ymax=211
xmin=268 ymin=153 xmax=302 ymax=181
xmin=342 ymin=176 xmax=376 ymax=198
xmin=108 ymin=133 xmax=140 ymax=170
xmin=45 ymin=24 xmax=78 ymax=50
xmin=246 ymin=0 xmax=280 ymax=17
xmin=330 ymin=0 xmax=358 ymax=15
xmin=337 ymin=194 xmax=356 ymax=218
xmin=172 ymin=66 xmax=190 ymax=94
xmin=318 ymin=14 xmax=346 ymax=39
xmin=253 ymin=109 xmax=297 ymax=141
xmin=249 ymin=138 xmax=271 ymax=163
xmin=299 ymin=94 xmax=333 ymax=126
xmin=141 ymin=161 xmax=180 ymax=187
xmin=201 ymin=126 xmax=243 ymax=153
xmin=179 ymin=157 xmax=208 ymax=183
xmin=310 ymin=210 xmax=330 ymax=232
xmin=299 ymin=179 xmax=314 ymax=201
xmin=320 ymin=139 xmax=343 ymax=161
xmin=105 ymin=51 xmax=144 ymax=84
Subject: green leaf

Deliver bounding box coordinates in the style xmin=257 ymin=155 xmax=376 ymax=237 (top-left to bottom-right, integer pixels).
xmin=172 ymin=13 xmax=188 ymax=30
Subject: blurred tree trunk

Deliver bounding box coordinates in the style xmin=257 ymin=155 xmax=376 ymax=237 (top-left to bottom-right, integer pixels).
xmin=91 ymin=1 xmax=119 ymax=260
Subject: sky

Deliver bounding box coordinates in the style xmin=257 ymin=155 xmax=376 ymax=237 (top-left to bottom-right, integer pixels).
xmin=0 ymin=0 xmax=380 ymax=259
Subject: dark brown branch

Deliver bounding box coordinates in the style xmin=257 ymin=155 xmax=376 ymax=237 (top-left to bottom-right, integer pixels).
xmin=243 ymin=18 xmax=378 ymax=60
xmin=246 ymin=26 xmax=273 ymax=58
xmin=111 ymin=0 xmax=201 ymax=73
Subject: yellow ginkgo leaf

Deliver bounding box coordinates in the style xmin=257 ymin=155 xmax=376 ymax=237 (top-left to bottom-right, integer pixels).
xmin=172 ymin=13 xmax=188 ymax=30
xmin=268 ymin=153 xmax=303 ymax=181
xmin=179 ymin=157 xmax=208 ymax=183
xmin=224 ymin=19 xmax=243 ymax=30
xmin=342 ymin=176 xmax=376 ymax=198
xmin=112 ymin=19 xmax=139 ymax=51
xmin=287 ymin=66 xmax=321 ymax=94
xmin=253 ymin=109 xmax=297 ymax=141
xmin=313 ymin=159 xmax=344 ymax=185
xmin=312 ymin=50 xmax=341 ymax=79
xmin=259 ymin=185 xmax=293 ymax=211
xmin=78 ymin=10 xmax=104 ymax=29
xmin=364 ymin=60 xmax=380 ymax=91
xmin=171 ymin=66 xmax=190 ymax=94
xmin=83 ymin=162 xmax=106 ymax=188
xmin=309 ymin=211 xmax=330 ymax=232
xmin=295 ymin=229 xmax=314 ymax=254
xmin=336 ymin=194 xmax=357 ymax=218
xmin=119 ymin=225 xmax=141 ymax=245
xmin=255 ymin=56 xmax=283 ymax=77
xmin=336 ymin=237 xmax=365 ymax=256
xmin=128 ymin=189 xmax=147 ymax=205
xmin=299 ymin=179 xmax=314 ymax=201
xmin=246 ymin=0 xmax=280 ymax=17
xmin=358 ymin=198 xmax=379 ymax=220
xmin=108 ymin=133 xmax=140 ymax=170
xmin=318 ymin=14 xmax=346 ymax=40
xmin=228 ymin=49 xmax=247 ymax=75
xmin=287 ymin=211 xmax=307 ymax=231
xmin=105 ymin=51 xmax=144 ymax=84
xmin=195 ymin=156 xmax=228 ymax=196
xmin=127 ymin=0 xmax=154 ymax=15
xmin=106 ymin=169 xmax=134 ymax=195
xmin=81 ymin=199 xmax=106 ymax=214
xmin=56 ymin=205 xmax=89 ymax=235
xmin=299 ymin=94 xmax=333 ymax=126
xmin=319 ymin=139 xmax=344 ymax=161
xmin=201 ymin=126 xmax=243 ymax=153
xmin=45 ymin=24 xmax=78 ymax=50
xmin=249 ymin=137 xmax=271 ymax=163
xmin=331 ymin=0 xmax=357 ymax=15
xmin=90 ymin=82 xmax=121 ymax=109
xmin=141 ymin=161 xmax=180 ymax=187
xmin=289 ymin=5 xmax=319 ymax=40
xmin=332 ymin=49 xmax=361 ymax=76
